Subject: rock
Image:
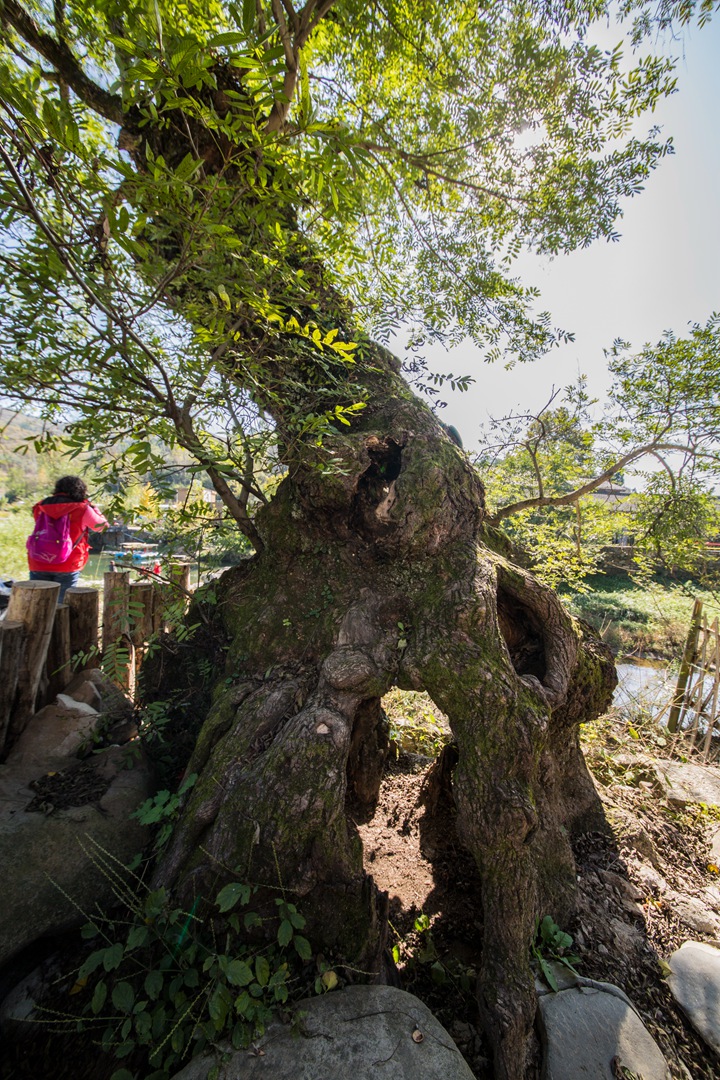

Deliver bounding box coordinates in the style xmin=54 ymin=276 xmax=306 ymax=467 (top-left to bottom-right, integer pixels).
xmin=55 ymin=693 xmax=98 ymax=717
xmin=0 ymin=745 xmax=153 ymax=966
xmin=537 ymin=979 xmax=669 ymax=1080
xmin=710 ymin=827 xmax=720 ymax=866
xmin=4 ymin=703 xmax=98 ymax=771
xmin=0 ymin=954 xmax=64 ymax=1037
xmin=169 ymin=985 xmax=476 ymax=1080
xmin=635 ymin=864 xmax=668 ymax=895
xmin=64 ymin=668 xmax=134 ymax=726
xmin=668 ymin=893 xmax=720 ymax=937
xmin=654 ymin=761 xmax=720 ymax=808
xmin=597 ymin=869 xmax=643 ymax=901
xmin=667 ymin=941 xmax=720 ymax=1054
xmin=64 ymin=679 xmax=103 ymax=710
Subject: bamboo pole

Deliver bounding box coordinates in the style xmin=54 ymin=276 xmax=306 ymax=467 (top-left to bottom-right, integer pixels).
xmin=668 ymin=598 xmax=703 ymax=734
xmin=5 ymin=581 xmax=60 ymax=741
xmin=43 ymin=603 xmax=72 ymax=705
xmin=65 ymin=587 xmax=100 ymax=668
xmin=0 ymin=620 xmax=23 ymax=757
xmin=686 ymin=615 xmax=709 ymax=751
xmin=702 ymin=622 xmax=720 ymax=761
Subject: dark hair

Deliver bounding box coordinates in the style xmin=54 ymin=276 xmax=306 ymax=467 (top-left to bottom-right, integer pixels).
xmin=53 ymin=475 xmax=88 ymax=501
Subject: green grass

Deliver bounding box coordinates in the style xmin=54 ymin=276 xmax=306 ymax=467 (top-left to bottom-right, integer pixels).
xmin=0 ymin=503 xmax=34 ymax=579
xmin=567 ymin=574 xmax=720 ymax=660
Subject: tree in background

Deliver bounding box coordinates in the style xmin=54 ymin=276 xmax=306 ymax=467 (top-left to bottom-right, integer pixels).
xmin=480 ymin=317 xmax=720 ymax=590
xmin=0 ymin=1 xmax=715 ymax=1074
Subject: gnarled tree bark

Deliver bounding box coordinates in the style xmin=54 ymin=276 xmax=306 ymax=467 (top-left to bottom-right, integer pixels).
xmin=153 ymin=352 xmax=616 ymax=1079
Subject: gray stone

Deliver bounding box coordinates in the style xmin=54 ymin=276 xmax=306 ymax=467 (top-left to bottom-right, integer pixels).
xmin=64 ymin=679 xmax=103 ymax=710
xmin=668 ymin=893 xmax=720 ymax=937
xmin=667 ymin=940 xmax=720 ymax=1054
xmin=55 ymin=693 xmax=99 ymax=716
xmin=710 ymin=827 xmax=720 ymax=867
xmin=654 ymin=761 xmax=720 ymax=808
xmin=4 ymin=702 xmax=98 ymax=771
xmin=538 ymin=981 xmax=669 ymax=1080
xmin=0 ymin=955 xmax=64 ymax=1037
xmin=0 ymin=745 xmax=153 ymax=966
xmin=170 ymin=985 xmax=476 ymax=1080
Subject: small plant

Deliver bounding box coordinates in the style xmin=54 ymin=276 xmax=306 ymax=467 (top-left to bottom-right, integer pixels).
xmin=531 ymin=916 xmax=581 ymax=992
xmin=68 ymin=867 xmax=320 ymax=1080
xmin=132 ymin=772 xmax=198 ymax=849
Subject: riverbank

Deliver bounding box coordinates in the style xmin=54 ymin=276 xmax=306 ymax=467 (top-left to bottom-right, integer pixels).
xmin=567 ymin=574 xmax=720 ymax=661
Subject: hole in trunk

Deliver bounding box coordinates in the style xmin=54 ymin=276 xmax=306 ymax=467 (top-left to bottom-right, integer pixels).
xmin=350 ymin=436 xmax=404 ymax=537
xmin=496 ymin=585 xmax=546 ymax=680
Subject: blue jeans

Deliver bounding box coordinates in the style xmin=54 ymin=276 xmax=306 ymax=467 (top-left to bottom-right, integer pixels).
xmin=29 ymin=570 xmax=81 ymax=603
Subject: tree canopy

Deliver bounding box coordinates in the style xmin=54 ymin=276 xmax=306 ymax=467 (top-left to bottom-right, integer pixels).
xmin=0 ymin=0 xmax=713 ymax=527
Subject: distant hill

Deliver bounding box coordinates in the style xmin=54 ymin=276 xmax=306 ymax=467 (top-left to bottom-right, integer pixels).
xmin=0 ymin=408 xmax=64 ymax=501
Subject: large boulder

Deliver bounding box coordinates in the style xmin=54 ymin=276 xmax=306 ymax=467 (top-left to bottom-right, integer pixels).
xmin=170 ymin=985 xmax=476 ymax=1080
xmin=0 ymin=675 xmax=152 ymax=967
xmin=536 ymin=972 xmax=669 ymax=1080
xmin=666 ymin=940 xmax=720 ymax=1056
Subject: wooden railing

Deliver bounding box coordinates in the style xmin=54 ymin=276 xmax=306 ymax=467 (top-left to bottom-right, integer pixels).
xmin=667 ymin=599 xmax=720 ymax=759
xmin=0 ymin=564 xmax=193 ymax=759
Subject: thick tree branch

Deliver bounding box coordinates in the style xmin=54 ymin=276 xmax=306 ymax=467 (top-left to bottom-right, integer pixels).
xmin=0 ymin=0 xmax=123 ymax=123
xmin=488 ymin=441 xmax=704 ymax=524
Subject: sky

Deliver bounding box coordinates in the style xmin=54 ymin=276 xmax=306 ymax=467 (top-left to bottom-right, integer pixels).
xmin=407 ymin=16 xmax=720 ymax=451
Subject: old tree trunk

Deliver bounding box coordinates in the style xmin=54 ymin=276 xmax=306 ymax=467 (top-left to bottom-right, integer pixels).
xmin=154 ymin=344 xmax=615 ymax=1077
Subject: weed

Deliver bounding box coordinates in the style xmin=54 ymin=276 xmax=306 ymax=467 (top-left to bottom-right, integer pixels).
xmin=531 ymin=916 xmax=581 ymax=992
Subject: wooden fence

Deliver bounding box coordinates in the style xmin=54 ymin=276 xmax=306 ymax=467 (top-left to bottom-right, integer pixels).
xmin=0 ymin=564 xmax=193 ymax=759
xmin=667 ymin=599 xmax=720 ymax=760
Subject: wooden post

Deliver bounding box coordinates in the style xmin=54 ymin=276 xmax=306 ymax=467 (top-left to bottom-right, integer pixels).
xmin=668 ymin=598 xmax=704 ymax=734
xmin=103 ymin=570 xmax=130 ymax=650
xmin=129 ymin=580 xmax=154 ymax=677
xmin=65 ymin=587 xmax=100 ymax=668
xmin=151 ymin=579 xmax=164 ymax=635
xmin=5 ymin=581 xmax=60 ymax=741
xmin=42 ymin=603 xmax=72 ymax=705
xmin=0 ymin=620 xmax=23 ymax=757
xmin=102 ymin=571 xmax=132 ymax=689
xmin=165 ymin=562 xmax=191 ymax=631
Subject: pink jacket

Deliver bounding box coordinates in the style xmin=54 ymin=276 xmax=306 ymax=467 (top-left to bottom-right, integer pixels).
xmin=28 ymin=498 xmax=108 ymax=572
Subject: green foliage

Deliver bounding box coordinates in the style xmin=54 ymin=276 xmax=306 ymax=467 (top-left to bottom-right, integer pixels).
xmin=74 ymin=873 xmax=320 ymax=1079
xmin=383 ymin=688 xmax=451 ymax=757
xmin=480 ymin=319 xmax=720 ymax=591
xmin=531 ymin=916 xmax=581 ymax=992
xmin=568 ymin=575 xmax=720 ymax=659
xmin=0 ymin=0 xmax=710 ymax=539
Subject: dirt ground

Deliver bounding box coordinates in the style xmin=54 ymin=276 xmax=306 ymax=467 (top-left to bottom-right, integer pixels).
xmin=4 ymin=695 xmax=720 ymax=1079
xmin=358 ymin=704 xmax=720 ymax=1080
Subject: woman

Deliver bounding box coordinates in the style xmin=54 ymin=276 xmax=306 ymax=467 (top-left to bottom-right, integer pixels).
xmin=27 ymin=476 xmax=108 ymax=601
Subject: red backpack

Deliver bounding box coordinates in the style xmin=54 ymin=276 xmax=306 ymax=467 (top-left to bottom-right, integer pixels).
xmin=26 ymin=509 xmax=74 ymax=565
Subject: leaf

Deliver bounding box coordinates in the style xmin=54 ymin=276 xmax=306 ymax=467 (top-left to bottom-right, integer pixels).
xmin=78 ymin=949 xmax=109 ymax=980
xmin=209 ymin=31 xmax=248 ymax=47
xmin=144 ymin=970 xmax=164 ymax=1000
xmin=321 ymin=970 xmax=338 ymax=991
xmin=216 ymin=882 xmax=249 ymax=912
xmin=277 ymin=919 xmax=293 ymax=947
xmin=226 ymin=959 xmax=253 ymax=987
xmin=294 ymin=935 xmax=312 ymax=961
xmin=255 ymin=955 xmax=270 ymax=987
xmin=112 ymin=982 xmax=136 ymax=1014
xmin=538 ymin=956 xmax=559 ymax=992
xmin=91 ymin=980 xmax=107 ymax=1014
